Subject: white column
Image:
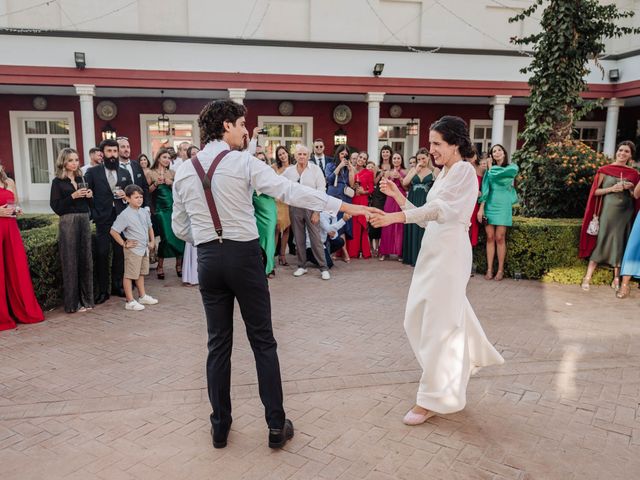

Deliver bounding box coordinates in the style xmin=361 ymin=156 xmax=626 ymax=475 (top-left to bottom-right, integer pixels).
xmin=74 ymin=84 xmax=96 ymax=165
xmin=603 ymin=98 xmax=625 ymax=157
xmin=366 ymin=92 xmax=385 ymax=163
xmin=490 ymin=95 xmax=511 ymax=147
xmin=228 ymin=88 xmax=247 ymax=105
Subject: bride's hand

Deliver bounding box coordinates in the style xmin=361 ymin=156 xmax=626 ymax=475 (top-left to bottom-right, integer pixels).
xmin=380 ymin=178 xmax=400 ymax=198
xmin=370 ymin=212 xmax=394 ymax=228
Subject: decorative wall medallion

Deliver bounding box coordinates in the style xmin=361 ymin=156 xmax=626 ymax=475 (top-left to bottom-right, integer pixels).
xmin=162 ymin=98 xmax=177 ymax=114
xmin=278 ymin=101 xmax=294 ymax=116
xmin=96 ymin=100 xmax=118 ymax=121
xmin=333 ymin=104 xmax=352 ymax=125
xmin=32 ymin=96 xmax=48 ymax=111
xmin=389 ymin=104 xmax=402 ymax=118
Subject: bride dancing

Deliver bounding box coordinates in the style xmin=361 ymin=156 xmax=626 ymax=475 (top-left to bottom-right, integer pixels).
xmin=370 ymin=116 xmax=504 ymax=425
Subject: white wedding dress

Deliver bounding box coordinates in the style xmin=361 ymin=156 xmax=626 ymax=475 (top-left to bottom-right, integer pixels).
xmin=402 ymin=160 xmax=504 ymax=414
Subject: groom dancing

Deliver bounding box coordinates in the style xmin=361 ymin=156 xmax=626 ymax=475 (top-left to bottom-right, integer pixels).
xmin=172 ymin=100 xmax=372 ymax=449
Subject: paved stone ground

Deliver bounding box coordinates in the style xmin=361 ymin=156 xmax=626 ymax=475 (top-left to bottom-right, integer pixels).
xmin=1 ymin=257 xmax=639 ymax=480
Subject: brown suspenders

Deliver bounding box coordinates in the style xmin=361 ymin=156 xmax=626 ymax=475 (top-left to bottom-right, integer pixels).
xmin=191 ymin=150 xmax=230 ymax=243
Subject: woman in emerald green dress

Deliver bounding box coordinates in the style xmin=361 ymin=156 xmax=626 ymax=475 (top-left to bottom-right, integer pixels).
xmin=146 ymin=148 xmax=184 ymax=279
xmin=402 ymin=148 xmax=437 ymax=266
xmin=253 ymin=152 xmax=277 ymax=278
xmin=477 ymin=144 xmax=518 ymax=281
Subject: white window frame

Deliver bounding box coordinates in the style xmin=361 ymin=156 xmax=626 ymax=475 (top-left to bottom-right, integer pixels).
xmin=9 ymin=110 xmax=77 ymax=203
xmin=257 ymin=116 xmax=314 ymax=151
xmin=574 ymin=121 xmax=605 ymax=152
xmin=378 ymin=118 xmax=420 ymax=161
xmin=139 ymin=114 xmax=200 ymax=159
xmin=469 ymin=119 xmax=518 ymax=158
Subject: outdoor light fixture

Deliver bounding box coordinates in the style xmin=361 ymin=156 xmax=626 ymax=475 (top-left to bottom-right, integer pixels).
xmin=74 ymin=51 xmax=86 ymax=70
xmin=373 ymin=63 xmax=384 ymax=77
xmin=608 ymin=69 xmax=620 ymax=81
xmin=101 ymin=123 xmax=117 ymax=140
xmin=157 ymin=113 xmax=170 ymax=136
xmin=406 ymin=96 xmax=419 ymax=136
xmin=334 ymin=127 xmax=348 ymax=145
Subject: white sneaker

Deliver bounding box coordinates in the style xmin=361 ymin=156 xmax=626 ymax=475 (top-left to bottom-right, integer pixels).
xmin=125 ymin=300 xmax=145 ymax=311
xmin=293 ymin=268 xmax=307 ymax=277
xmin=321 ymin=271 xmax=331 ymax=280
xmin=138 ymin=295 xmax=158 ymax=305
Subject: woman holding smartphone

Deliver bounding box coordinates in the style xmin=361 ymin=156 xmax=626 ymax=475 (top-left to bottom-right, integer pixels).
xmin=1 ymin=162 xmax=45 ymax=330
xmin=50 ymin=148 xmax=95 ymax=313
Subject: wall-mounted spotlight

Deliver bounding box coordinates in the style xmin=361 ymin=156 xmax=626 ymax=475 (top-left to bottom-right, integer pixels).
xmin=373 ymin=63 xmax=384 ymax=77
xmin=608 ymin=69 xmax=620 ymax=82
xmin=74 ymin=52 xmax=86 ymax=70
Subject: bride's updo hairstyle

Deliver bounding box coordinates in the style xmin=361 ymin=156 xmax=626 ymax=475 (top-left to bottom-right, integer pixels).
xmin=430 ymin=116 xmax=474 ymax=159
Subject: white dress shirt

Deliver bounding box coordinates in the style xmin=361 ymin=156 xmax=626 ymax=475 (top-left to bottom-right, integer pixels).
xmin=312 ymin=155 xmax=326 ymax=173
xmin=305 ymin=212 xmax=346 ymax=248
xmin=119 ymin=159 xmax=134 ymax=179
xmin=172 ymin=140 xmax=342 ymax=245
xmin=282 ymin=163 xmax=326 ymax=193
xmin=170 ymin=157 xmax=185 ymax=172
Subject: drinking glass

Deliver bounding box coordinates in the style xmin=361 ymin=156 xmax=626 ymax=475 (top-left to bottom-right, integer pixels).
xmin=5 ymin=202 xmax=16 ymax=216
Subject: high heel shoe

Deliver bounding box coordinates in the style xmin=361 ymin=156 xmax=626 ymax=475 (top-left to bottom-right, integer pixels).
xmin=176 ymin=265 xmax=182 ymax=278
xmin=581 ymin=276 xmax=591 ymax=291
xmin=616 ymin=283 xmax=630 ymax=299
xmin=484 ymin=270 xmax=494 ymax=280
xmin=278 ymin=256 xmax=289 ymax=266
xmin=494 ymin=270 xmax=504 ymax=281
xmin=157 ymin=267 xmax=165 ymax=280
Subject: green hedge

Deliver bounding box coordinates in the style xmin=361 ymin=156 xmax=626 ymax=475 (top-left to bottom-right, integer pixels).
xmin=473 ymin=216 xmax=618 ymax=285
xmin=22 ymin=220 xmax=62 ymax=310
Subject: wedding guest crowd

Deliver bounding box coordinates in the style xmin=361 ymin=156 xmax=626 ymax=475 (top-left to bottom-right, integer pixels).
xmin=4 ymin=114 xmax=639 ymax=328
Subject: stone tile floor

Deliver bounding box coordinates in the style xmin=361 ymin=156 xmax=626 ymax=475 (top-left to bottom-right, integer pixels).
xmin=1 ymin=257 xmax=639 ymax=479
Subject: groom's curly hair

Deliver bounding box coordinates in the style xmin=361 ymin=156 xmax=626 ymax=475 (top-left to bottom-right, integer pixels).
xmin=430 ymin=116 xmax=474 ymax=158
xmin=199 ymin=100 xmax=247 ymax=145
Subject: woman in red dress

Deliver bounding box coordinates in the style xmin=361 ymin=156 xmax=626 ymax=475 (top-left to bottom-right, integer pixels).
xmin=0 ymin=164 xmax=45 ymax=331
xmin=347 ymin=151 xmax=374 ymax=259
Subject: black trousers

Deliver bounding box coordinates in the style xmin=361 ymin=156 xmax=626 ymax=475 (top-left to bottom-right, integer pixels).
xmin=95 ymin=216 xmax=124 ymax=296
xmin=198 ymin=239 xmax=285 ymax=433
xmin=306 ymin=236 xmax=345 ymax=269
xmin=59 ymin=213 xmax=94 ymax=312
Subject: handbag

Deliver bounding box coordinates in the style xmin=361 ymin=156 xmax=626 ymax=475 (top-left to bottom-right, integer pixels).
xmin=334 ymin=168 xmax=355 ymax=198
xmin=586 ymin=195 xmax=602 ymax=237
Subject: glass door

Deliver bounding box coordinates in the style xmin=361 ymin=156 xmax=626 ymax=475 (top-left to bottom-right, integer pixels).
xmin=22 ymin=118 xmax=72 ymax=201
xmin=139 ymin=115 xmax=200 ymax=162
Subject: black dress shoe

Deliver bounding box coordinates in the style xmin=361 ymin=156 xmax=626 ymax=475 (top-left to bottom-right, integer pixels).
xmin=268 ymin=419 xmax=294 ymax=449
xmin=94 ymin=293 xmax=110 ymax=305
xmin=211 ymin=425 xmax=229 ymax=449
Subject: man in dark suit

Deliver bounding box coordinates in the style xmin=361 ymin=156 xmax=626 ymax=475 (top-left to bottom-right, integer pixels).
xmin=117 ymin=137 xmax=149 ymax=207
xmin=85 ymin=139 xmax=133 ymax=304
xmin=311 ymin=138 xmax=333 ymax=177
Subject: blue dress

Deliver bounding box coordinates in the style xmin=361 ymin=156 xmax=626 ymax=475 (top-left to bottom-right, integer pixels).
xmin=621 ymin=213 xmax=640 ymax=278
xmin=325 ymin=162 xmax=353 ymax=238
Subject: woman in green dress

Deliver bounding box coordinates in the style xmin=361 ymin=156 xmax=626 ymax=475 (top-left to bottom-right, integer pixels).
xmin=146 ymin=148 xmax=184 ymax=279
xmin=402 ymin=148 xmax=436 ymax=266
xmin=579 ymin=141 xmax=640 ymax=291
xmin=253 ymin=152 xmax=278 ymax=278
xmin=477 ymin=144 xmax=518 ymax=281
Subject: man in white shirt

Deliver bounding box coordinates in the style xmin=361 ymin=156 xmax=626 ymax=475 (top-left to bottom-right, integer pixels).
xmin=171 ymin=100 xmax=373 ymax=451
xmin=170 ymin=141 xmax=190 ymax=172
xmin=283 ymin=145 xmax=330 ymax=280
xmin=81 ymin=147 xmax=102 ymax=175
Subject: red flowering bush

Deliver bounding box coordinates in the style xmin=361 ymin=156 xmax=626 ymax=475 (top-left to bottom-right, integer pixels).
xmin=516 ymin=140 xmax=609 ymax=218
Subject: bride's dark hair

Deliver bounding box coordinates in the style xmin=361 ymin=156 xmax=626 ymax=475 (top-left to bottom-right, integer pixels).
xmin=430 ymin=116 xmax=474 ymax=158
